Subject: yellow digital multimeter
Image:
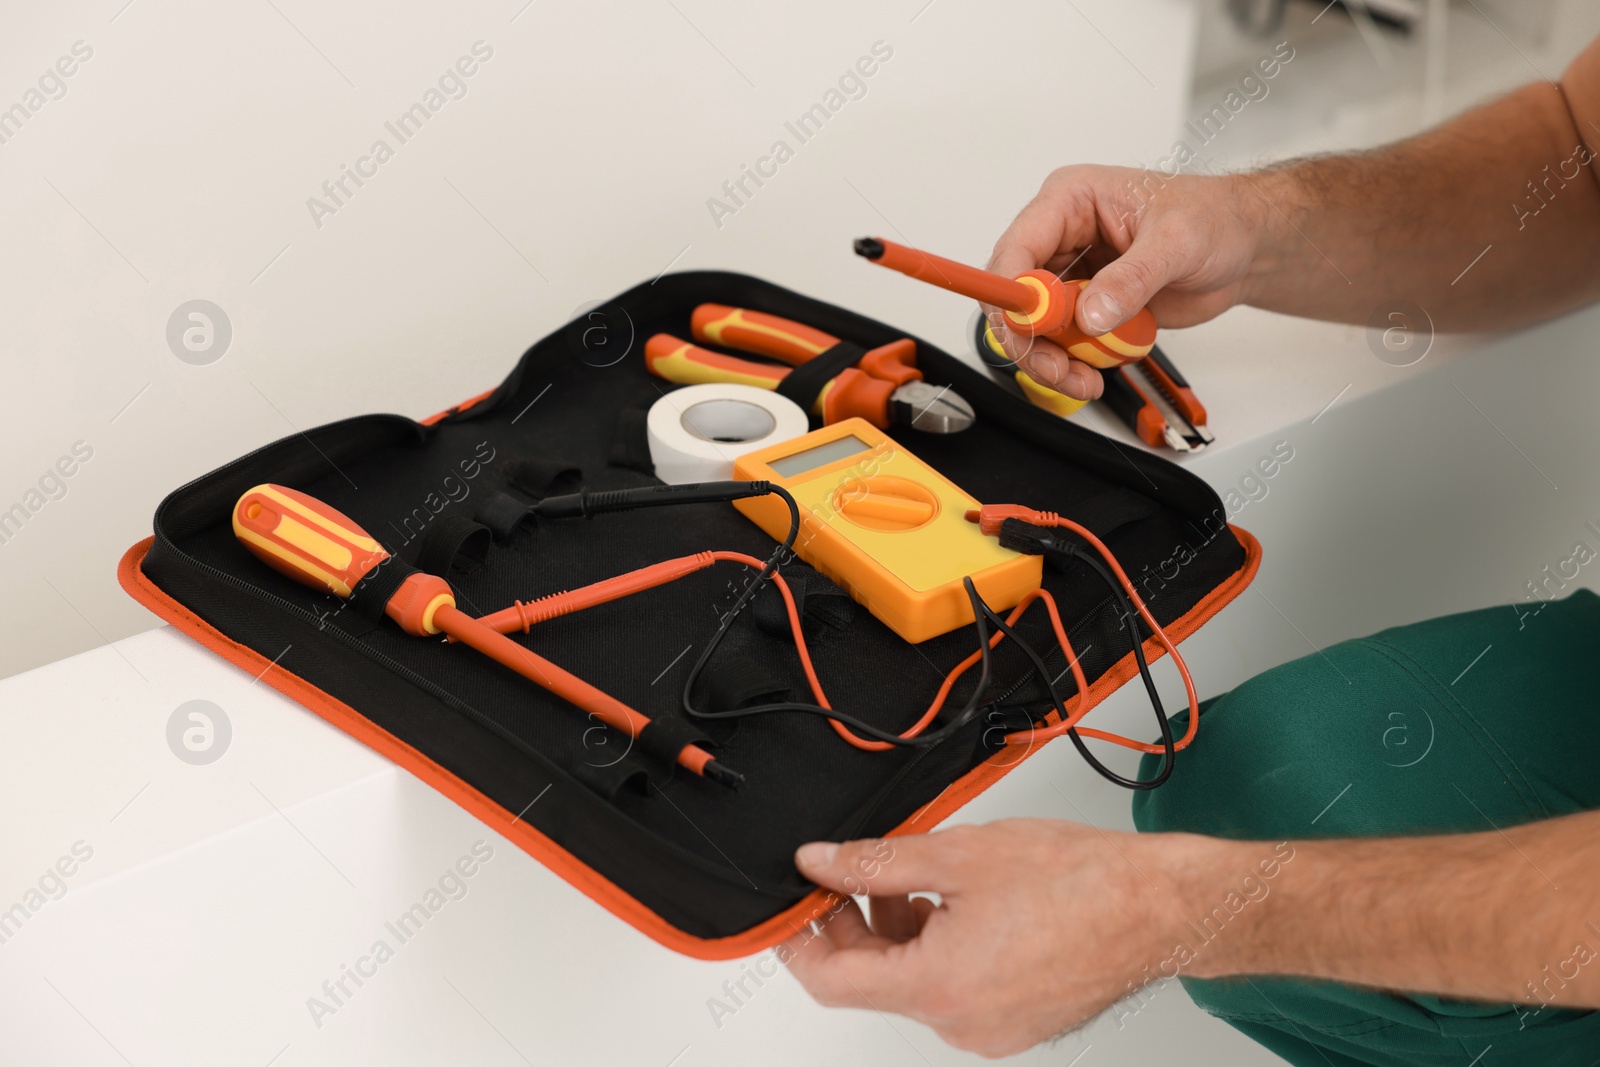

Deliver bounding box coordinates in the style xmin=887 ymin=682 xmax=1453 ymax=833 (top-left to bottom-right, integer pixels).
xmin=732 ymin=418 xmax=1043 ymax=643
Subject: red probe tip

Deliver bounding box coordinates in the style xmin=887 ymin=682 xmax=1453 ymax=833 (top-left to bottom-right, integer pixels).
xmin=966 ymin=504 xmax=1045 ymax=538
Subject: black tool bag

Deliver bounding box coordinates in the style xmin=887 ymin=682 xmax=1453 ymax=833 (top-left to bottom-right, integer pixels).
xmin=121 ymin=271 xmax=1258 ymax=959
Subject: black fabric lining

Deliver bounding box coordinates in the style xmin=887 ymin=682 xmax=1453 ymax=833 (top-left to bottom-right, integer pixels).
xmin=698 ymin=654 xmax=792 ymax=712
xmin=504 ymin=456 xmax=583 ymax=499
xmin=413 ymin=514 xmax=491 ymax=576
xmin=474 ymin=490 xmax=538 ymax=541
xmin=751 ymin=567 xmax=856 ymax=637
xmin=348 ymin=554 xmax=420 ymax=622
xmin=570 ymin=756 xmax=651 ymax=801
xmin=608 ymin=403 xmax=655 ymax=473
xmin=138 ymin=270 xmax=1249 ymax=943
xmin=774 ymin=340 xmax=868 ymax=412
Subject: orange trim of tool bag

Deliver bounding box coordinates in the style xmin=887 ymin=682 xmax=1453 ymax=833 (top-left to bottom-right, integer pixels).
xmin=118 ymin=519 xmax=1259 ymax=960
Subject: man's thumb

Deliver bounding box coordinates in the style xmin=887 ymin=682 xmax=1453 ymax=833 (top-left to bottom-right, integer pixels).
xmin=795 ymin=836 xmax=958 ymax=896
xmin=1078 ymin=238 xmax=1178 ymax=334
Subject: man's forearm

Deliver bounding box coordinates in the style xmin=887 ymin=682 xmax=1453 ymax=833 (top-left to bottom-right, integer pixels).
xmin=1183 ymin=811 xmax=1600 ymax=1011
xmin=1238 ymin=75 xmax=1600 ymax=330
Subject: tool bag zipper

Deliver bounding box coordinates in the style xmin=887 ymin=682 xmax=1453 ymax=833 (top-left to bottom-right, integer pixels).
xmin=834 ymin=736 xmax=947 ymax=842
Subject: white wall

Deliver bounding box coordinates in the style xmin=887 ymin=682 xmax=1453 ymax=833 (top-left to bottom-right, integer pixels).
xmin=0 ymin=0 xmax=1197 ymax=679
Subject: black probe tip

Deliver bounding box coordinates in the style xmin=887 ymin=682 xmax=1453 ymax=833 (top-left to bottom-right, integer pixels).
xmin=703 ymin=760 xmax=745 ymax=791
xmin=853 ymin=236 xmax=885 ymax=260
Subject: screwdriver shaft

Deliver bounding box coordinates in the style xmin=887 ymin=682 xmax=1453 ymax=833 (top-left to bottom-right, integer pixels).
xmin=856 ymin=236 xmax=1040 ymax=316
xmin=434 ymin=605 xmax=720 ymax=778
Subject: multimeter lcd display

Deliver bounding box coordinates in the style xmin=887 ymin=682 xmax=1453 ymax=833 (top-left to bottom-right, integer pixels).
xmin=766 ymin=434 xmax=872 ymax=477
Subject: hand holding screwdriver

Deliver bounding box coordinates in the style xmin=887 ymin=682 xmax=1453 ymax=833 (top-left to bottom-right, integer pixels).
xmin=981 ymin=166 xmax=1265 ymax=403
xmin=854 ymin=236 xmax=1156 ymax=417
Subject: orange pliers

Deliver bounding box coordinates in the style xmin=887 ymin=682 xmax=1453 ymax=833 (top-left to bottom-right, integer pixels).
xmin=644 ymin=305 xmax=975 ymax=433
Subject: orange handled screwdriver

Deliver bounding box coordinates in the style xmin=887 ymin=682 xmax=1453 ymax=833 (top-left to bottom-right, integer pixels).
xmin=854 ymin=236 xmax=1158 ymax=415
xmin=232 ymin=484 xmax=742 ymax=789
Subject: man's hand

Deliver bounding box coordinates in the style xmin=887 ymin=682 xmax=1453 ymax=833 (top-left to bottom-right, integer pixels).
xmin=785 ymin=812 xmax=1600 ymax=1057
xmin=781 ymin=819 xmax=1239 ymax=1058
xmin=983 ymin=167 xmax=1266 ymax=402
xmin=986 ymin=36 xmax=1600 ymax=401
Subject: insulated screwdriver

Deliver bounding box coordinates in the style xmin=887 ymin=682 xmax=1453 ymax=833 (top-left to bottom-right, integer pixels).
xmin=854 ymin=236 xmax=1158 ymax=414
xmin=231 ymin=483 xmax=743 ymax=789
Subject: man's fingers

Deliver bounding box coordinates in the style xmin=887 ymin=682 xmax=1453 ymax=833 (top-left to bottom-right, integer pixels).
xmin=1077 ymin=233 xmax=1184 ymax=334
xmin=783 ymin=910 xmax=909 ymax=1012
xmin=795 ymin=831 xmax=970 ymax=897
xmin=865 ymin=893 xmax=921 ymax=943
xmin=980 ymin=313 xmax=1065 ymax=374
xmin=981 ymin=305 xmax=1102 ymax=403
xmin=1017 ymin=349 xmax=1104 ymax=401
xmin=987 ymin=203 xmax=1060 ymax=279
xmin=1043 ymin=248 xmax=1092 ymax=278
xmin=785 ymin=939 xmax=907 ymax=1011
xmin=817 ymin=897 xmax=890 ymax=951
xmin=996 ymin=323 xmax=1105 ymax=400
xmin=987 ymin=174 xmax=1099 ymax=279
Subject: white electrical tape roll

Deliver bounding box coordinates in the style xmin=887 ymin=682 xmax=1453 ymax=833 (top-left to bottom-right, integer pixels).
xmin=646 ymin=383 xmax=810 ymax=485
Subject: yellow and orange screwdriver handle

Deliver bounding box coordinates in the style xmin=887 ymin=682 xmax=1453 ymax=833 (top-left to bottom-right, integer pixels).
xmin=643 ymin=305 xmax=920 ymax=431
xmin=853 ymin=236 xmax=1158 ymax=417
xmin=231 ymin=483 xmax=743 ymax=789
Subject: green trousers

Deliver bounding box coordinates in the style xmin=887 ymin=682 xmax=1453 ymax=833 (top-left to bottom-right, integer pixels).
xmin=1133 ymin=589 xmax=1600 ymax=1066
